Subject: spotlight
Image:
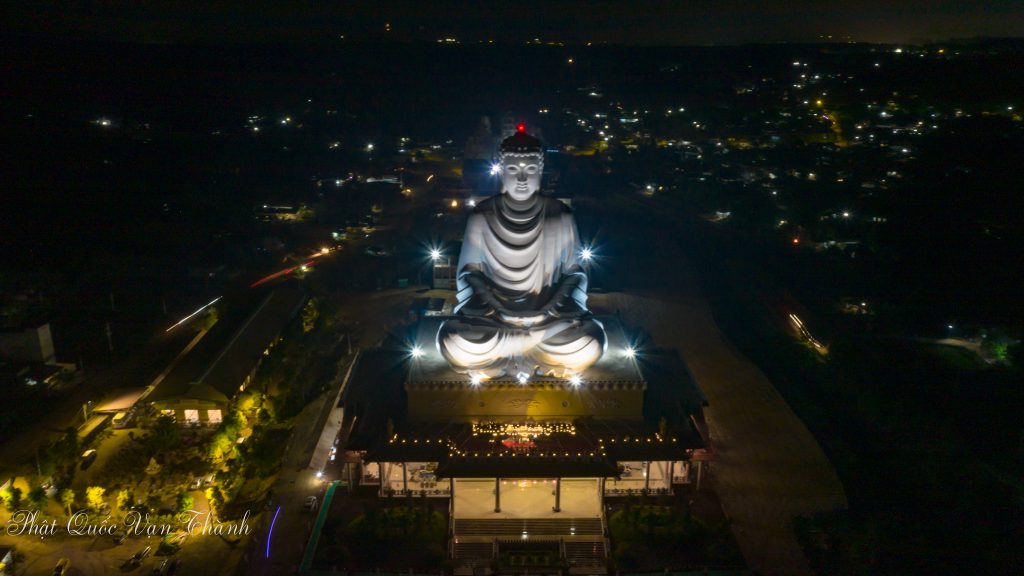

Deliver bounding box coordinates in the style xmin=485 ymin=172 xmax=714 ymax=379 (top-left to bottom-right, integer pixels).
xmin=489 ymin=163 xmax=501 ymax=176
xmin=430 ymin=248 xmax=442 ymax=261
xmin=623 ymin=346 xmax=636 ymax=359
xmin=470 ymin=373 xmax=482 ymax=385
xmin=580 ymin=247 xmax=593 ymax=262
xmin=516 ymin=372 xmax=530 ymax=385
xmin=569 ymin=374 xmax=582 ymax=386
xmin=411 ymin=346 xmax=424 ymax=358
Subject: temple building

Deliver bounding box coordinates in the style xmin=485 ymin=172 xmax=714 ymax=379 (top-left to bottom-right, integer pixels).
xmin=342 ymin=127 xmax=711 ymax=574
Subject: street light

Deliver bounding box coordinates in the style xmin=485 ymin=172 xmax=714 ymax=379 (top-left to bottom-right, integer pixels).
xmin=430 ymin=248 xmax=442 ymax=262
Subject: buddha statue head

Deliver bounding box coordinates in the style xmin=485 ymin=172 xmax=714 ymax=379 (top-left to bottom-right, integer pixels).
xmin=499 ymin=124 xmax=544 ymax=202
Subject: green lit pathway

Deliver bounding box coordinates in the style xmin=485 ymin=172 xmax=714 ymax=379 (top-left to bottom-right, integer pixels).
xmin=299 ymin=480 xmax=339 ymax=573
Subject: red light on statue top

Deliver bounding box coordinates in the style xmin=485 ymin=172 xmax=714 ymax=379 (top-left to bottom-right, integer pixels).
xmin=516 ymin=123 xmax=526 ymax=133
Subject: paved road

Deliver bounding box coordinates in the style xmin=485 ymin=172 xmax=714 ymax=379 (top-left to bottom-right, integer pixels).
xmin=592 ymin=277 xmax=847 ymax=576
xmin=243 ymin=286 xmax=430 ymax=575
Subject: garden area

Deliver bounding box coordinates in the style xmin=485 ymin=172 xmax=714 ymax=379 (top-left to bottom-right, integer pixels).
xmin=607 ymin=496 xmax=744 ymax=572
xmin=314 ymin=499 xmax=449 ymax=572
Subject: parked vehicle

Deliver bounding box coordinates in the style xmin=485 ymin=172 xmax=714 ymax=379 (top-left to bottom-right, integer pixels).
xmin=112 ymin=411 xmax=130 ymax=428
xmin=302 ymin=496 xmax=318 ymax=512
xmin=80 ymin=449 xmax=98 ymax=470
xmin=364 ymin=245 xmax=392 ymax=257
xmin=130 ymin=545 xmax=152 ymax=565
xmin=52 ymin=558 xmax=70 ymax=576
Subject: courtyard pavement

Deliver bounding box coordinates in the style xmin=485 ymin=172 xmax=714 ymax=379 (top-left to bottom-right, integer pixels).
xmin=591 ymin=275 xmax=847 ymax=576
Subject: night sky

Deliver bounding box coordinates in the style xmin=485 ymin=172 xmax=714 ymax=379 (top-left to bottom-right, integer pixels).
xmin=5 ymin=0 xmax=1023 ymax=45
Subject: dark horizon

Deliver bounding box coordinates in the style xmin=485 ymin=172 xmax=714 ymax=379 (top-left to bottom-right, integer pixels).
xmin=3 ymin=0 xmax=1024 ymax=46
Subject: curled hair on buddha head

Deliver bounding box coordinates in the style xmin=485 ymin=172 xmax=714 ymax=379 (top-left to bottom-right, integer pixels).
xmin=500 ymin=124 xmax=543 ymax=164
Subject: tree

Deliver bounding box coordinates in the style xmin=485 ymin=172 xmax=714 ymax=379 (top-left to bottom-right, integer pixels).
xmin=208 ymin=432 xmax=235 ymax=464
xmin=85 ymin=486 xmax=106 ymax=513
xmin=37 ymin=446 xmax=57 ymax=477
xmin=194 ymin=306 xmax=218 ymax=332
xmin=0 ymin=486 xmax=22 ymax=512
xmin=176 ymin=491 xmax=194 ymax=513
xmin=59 ymin=488 xmax=75 ymax=516
xmin=116 ymin=488 xmax=133 ymax=514
xmin=147 ymin=415 xmax=181 ymax=455
xmin=27 ymin=485 xmax=46 ymax=511
xmin=205 ymin=486 xmax=225 ymax=517
xmin=51 ymin=427 xmax=79 ymax=471
xmin=302 ymin=298 xmax=319 ymax=333
xmin=236 ymin=391 xmax=259 ymax=414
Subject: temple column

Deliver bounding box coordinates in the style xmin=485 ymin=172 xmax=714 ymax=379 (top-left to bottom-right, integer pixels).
xmin=668 ymin=461 xmax=675 ymax=486
xmin=644 ymin=461 xmax=650 ymax=493
xmin=696 ymin=461 xmax=704 ymax=491
xmin=378 ymin=462 xmax=384 ymax=497
xmin=449 ymin=477 xmax=454 ymax=498
xmin=553 ymin=478 xmax=561 ymax=512
xmin=402 ymin=462 xmax=408 ymax=494
xmin=494 ymin=478 xmax=501 ymax=513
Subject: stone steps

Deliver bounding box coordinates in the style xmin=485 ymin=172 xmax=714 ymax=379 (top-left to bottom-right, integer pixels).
xmin=454 ymin=517 xmax=603 ymax=537
xmin=564 ymin=540 xmax=606 ymax=566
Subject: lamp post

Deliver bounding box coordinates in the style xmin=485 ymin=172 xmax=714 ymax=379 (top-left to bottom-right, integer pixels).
xmin=430 ymin=248 xmax=451 ymax=289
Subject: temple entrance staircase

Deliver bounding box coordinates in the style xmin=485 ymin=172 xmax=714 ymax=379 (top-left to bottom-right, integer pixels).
xmin=451 ymin=517 xmax=607 ymax=574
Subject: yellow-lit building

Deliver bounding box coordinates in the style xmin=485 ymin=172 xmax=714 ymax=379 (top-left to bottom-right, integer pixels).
xmin=147 ymin=283 xmax=306 ymax=425
xmin=343 ymin=316 xmax=711 ymax=572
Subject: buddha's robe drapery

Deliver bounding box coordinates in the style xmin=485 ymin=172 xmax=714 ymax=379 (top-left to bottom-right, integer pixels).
xmin=437 ymin=194 xmax=606 ymax=377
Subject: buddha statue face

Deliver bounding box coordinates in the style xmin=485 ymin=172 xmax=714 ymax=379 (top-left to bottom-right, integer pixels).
xmin=501 ymin=153 xmax=543 ymax=202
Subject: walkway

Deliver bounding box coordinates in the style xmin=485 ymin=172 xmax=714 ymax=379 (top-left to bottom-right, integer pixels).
xmin=300 ymin=480 xmax=340 ymax=572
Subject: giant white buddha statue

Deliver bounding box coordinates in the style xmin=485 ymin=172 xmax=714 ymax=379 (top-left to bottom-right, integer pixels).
xmin=437 ymin=125 xmax=606 ymax=379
